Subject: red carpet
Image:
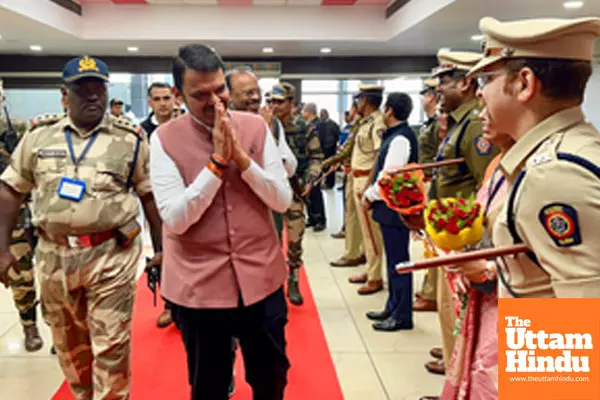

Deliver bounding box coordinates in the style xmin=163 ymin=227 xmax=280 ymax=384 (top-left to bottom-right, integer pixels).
xmin=52 ymin=270 xmax=343 ymax=399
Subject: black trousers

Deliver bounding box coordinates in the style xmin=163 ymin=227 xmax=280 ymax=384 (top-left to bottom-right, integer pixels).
xmin=323 ymin=146 xmax=337 ymax=188
xmin=171 ymin=288 xmax=290 ymax=400
xmin=308 ymin=183 xmax=326 ymax=226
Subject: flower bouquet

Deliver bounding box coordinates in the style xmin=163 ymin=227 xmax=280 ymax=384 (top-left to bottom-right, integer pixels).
xmin=424 ymin=195 xmax=484 ymax=252
xmin=377 ymin=163 xmax=426 ymax=215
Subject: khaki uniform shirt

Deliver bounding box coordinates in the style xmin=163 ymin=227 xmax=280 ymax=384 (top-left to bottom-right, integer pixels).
xmin=494 ymin=107 xmax=600 ymax=298
xmin=322 ymin=120 xmax=361 ymax=168
xmin=435 ymin=98 xmax=499 ymax=199
xmin=350 ymin=110 xmax=386 ymax=172
xmin=418 ymin=115 xmax=442 ymax=178
xmin=0 ymin=114 xmax=151 ymax=236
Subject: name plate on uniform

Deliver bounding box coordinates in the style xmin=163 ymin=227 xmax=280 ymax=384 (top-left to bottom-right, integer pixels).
xmin=57 ymin=177 xmax=86 ymax=201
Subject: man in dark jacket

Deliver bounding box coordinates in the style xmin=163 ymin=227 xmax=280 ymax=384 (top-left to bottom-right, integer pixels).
xmin=318 ymin=109 xmax=341 ymax=189
xmin=361 ymin=92 xmax=416 ymax=332
xmin=140 ymin=82 xmax=176 ymax=139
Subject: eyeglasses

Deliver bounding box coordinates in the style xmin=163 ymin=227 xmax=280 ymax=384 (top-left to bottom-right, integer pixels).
xmin=476 ymin=71 xmax=505 ymax=88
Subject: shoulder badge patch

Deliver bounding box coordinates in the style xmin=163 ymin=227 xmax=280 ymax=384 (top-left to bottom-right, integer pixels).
xmin=538 ymin=203 xmax=582 ymax=248
xmin=30 ymin=113 xmax=65 ymax=130
xmin=474 ymin=136 xmax=492 ymax=156
xmin=113 ymin=117 xmax=142 ymax=137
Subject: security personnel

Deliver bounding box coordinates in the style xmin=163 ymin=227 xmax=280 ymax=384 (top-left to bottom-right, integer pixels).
xmin=413 ymin=77 xmax=441 ymax=313
xmin=346 ymin=84 xmax=386 ymax=295
xmin=470 ymin=16 xmax=600 ymax=298
xmin=326 ymin=107 xmax=366 ymax=265
xmin=0 ymin=97 xmax=43 ymax=352
xmin=271 ymin=82 xmax=324 ymax=306
xmin=0 ymin=56 xmax=163 ymax=399
xmin=426 ymin=50 xmax=501 ymax=380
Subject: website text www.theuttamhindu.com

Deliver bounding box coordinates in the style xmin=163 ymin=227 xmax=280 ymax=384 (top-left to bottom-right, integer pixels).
xmin=508 ymin=376 xmax=590 ymax=383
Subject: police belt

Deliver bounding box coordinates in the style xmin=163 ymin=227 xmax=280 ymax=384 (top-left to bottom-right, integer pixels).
xmin=352 ymin=169 xmax=371 ymax=178
xmin=39 ymin=228 xmax=117 ymax=248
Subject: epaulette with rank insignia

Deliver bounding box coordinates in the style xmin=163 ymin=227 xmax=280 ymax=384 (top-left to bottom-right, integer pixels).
xmin=30 ymin=113 xmax=66 ymax=130
xmin=113 ymin=117 xmax=143 ymax=138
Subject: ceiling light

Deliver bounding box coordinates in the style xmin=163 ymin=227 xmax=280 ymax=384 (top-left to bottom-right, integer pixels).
xmin=320 ymin=47 xmax=332 ymax=54
xmin=563 ymin=1 xmax=584 ymax=9
xmin=29 ymin=45 xmax=42 ymax=52
xmin=262 ymin=47 xmax=274 ymax=54
xmin=471 ymin=34 xmax=484 ymax=41
xmin=127 ymin=46 xmax=139 ymax=53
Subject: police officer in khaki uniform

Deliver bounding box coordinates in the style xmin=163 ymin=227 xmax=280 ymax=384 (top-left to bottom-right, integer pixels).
xmin=423 ymin=50 xmax=500 ymax=380
xmin=469 ymin=17 xmax=600 ymax=299
xmin=326 ymin=107 xmax=367 ymax=266
xmin=0 ymin=56 xmax=163 ymax=400
xmin=346 ymin=84 xmax=386 ymax=295
xmin=413 ymin=77 xmax=441 ymax=313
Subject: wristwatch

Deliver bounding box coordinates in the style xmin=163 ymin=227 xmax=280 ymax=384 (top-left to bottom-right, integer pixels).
xmin=484 ymin=260 xmax=497 ymax=281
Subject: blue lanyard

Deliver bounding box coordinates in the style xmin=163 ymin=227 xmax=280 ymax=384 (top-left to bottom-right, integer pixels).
xmin=432 ymin=134 xmax=452 ymax=179
xmin=485 ymin=167 xmax=506 ymax=216
xmin=65 ymin=127 xmax=99 ymax=171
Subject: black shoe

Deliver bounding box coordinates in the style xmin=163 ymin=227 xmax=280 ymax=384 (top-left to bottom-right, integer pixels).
xmin=313 ymin=223 xmax=326 ymax=232
xmin=306 ymin=220 xmax=316 ymax=228
xmin=287 ymin=279 xmax=304 ymax=306
xmin=372 ymin=317 xmax=413 ymax=332
xmin=50 ymin=345 xmax=56 ymax=355
xmin=366 ymin=310 xmax=391 ymax=321
xmin=228 ymin=376 xmax=235 ymax=397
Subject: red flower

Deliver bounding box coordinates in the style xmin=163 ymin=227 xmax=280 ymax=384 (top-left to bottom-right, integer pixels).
xmin=398 ymin=197 xmax=411 ymax=207
xmin=435 ymin=219 xmax=447 ymax=230
xmin=400 ymin=188 xmax=410 ymax=197
xmin=445 ymin=222 xmax=460 ymax=234
xmin=458 ymin=198 xmax=467 ymax=206
xmin=465 ymin=219 xmax=474 ymax=227
xmin=455 ymin=209 xmax=468 ymax=219
xmin=448 ymin=216 xmax=458 ymax=224
xmin=403 ymin=173 xmax=411 ymax=181
xmin=428 ymin=213 xmax=435 ymax=222
xmin=470 ymin=208 xmax=479 ymax=217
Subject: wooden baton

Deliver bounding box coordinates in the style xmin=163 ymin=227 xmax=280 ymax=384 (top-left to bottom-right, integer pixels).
xmin=395 ymin=243 xmax=530 ymax=273
xmin=388 ymin=158 xmax=466 ymax=174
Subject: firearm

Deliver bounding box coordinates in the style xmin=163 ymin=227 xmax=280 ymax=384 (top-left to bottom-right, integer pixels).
xmin=289 ymin=175 xmax=306 ymax=202
xmin=0 ymin=106 xmax=20 ymax=174
xmin=22 ymin=204 xmax=38 ymax=249
xmin=1 ymin=106 xmax=19 ymax=154
xmin=145 ymin=257 xmax=161 ymax=307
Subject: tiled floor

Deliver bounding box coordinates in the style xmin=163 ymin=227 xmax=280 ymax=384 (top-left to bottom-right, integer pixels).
xmin=0 ymin=187 xmax=445 ymax=399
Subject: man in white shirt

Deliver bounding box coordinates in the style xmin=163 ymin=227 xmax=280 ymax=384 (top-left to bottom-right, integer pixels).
xmin=362 ymin=93 xmax=417 ymax=331
xmin=149 ymin=44 xmax=292 ymax=399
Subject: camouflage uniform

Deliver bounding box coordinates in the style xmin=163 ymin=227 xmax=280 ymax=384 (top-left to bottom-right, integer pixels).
xmin=0 ymin=112 xmax=151 ymax=400
xmin=1 ymin=116 xmax=40 ymax=331
xmin=284 ymin=115 xmax=323 ymax=275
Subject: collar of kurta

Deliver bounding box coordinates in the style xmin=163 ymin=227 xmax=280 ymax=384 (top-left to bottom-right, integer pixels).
xmin=384 ymin=121 xmax=408 ymax=137
xmin=500 ymin=106 xmax=585 ymax=177
xmin=449 ymin=97 xmax=480 ymax=127
xmin=64 ymin=115 xmax=111 ymax=138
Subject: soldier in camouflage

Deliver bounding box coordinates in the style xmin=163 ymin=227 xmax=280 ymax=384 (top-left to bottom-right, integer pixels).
xmin=271 ymin=82 xmax=324 ymax=306
xmin=0 ymin=92 xmax=44 ymax=352
xmin=0 ymin=56 xmax=163 ymax=400
xmin=323 ymin=104 xmax=367 ymax=267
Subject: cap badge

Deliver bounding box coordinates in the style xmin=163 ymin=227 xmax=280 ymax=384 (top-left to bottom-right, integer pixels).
xmin=501 ymin=47 xmax=515 ymax=57
xmin=78 ymin=56 xmax=99 ymax=73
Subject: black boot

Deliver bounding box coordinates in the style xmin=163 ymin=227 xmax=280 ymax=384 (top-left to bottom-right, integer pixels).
xmin=287 ymin=270 xmax=304 ymax=306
